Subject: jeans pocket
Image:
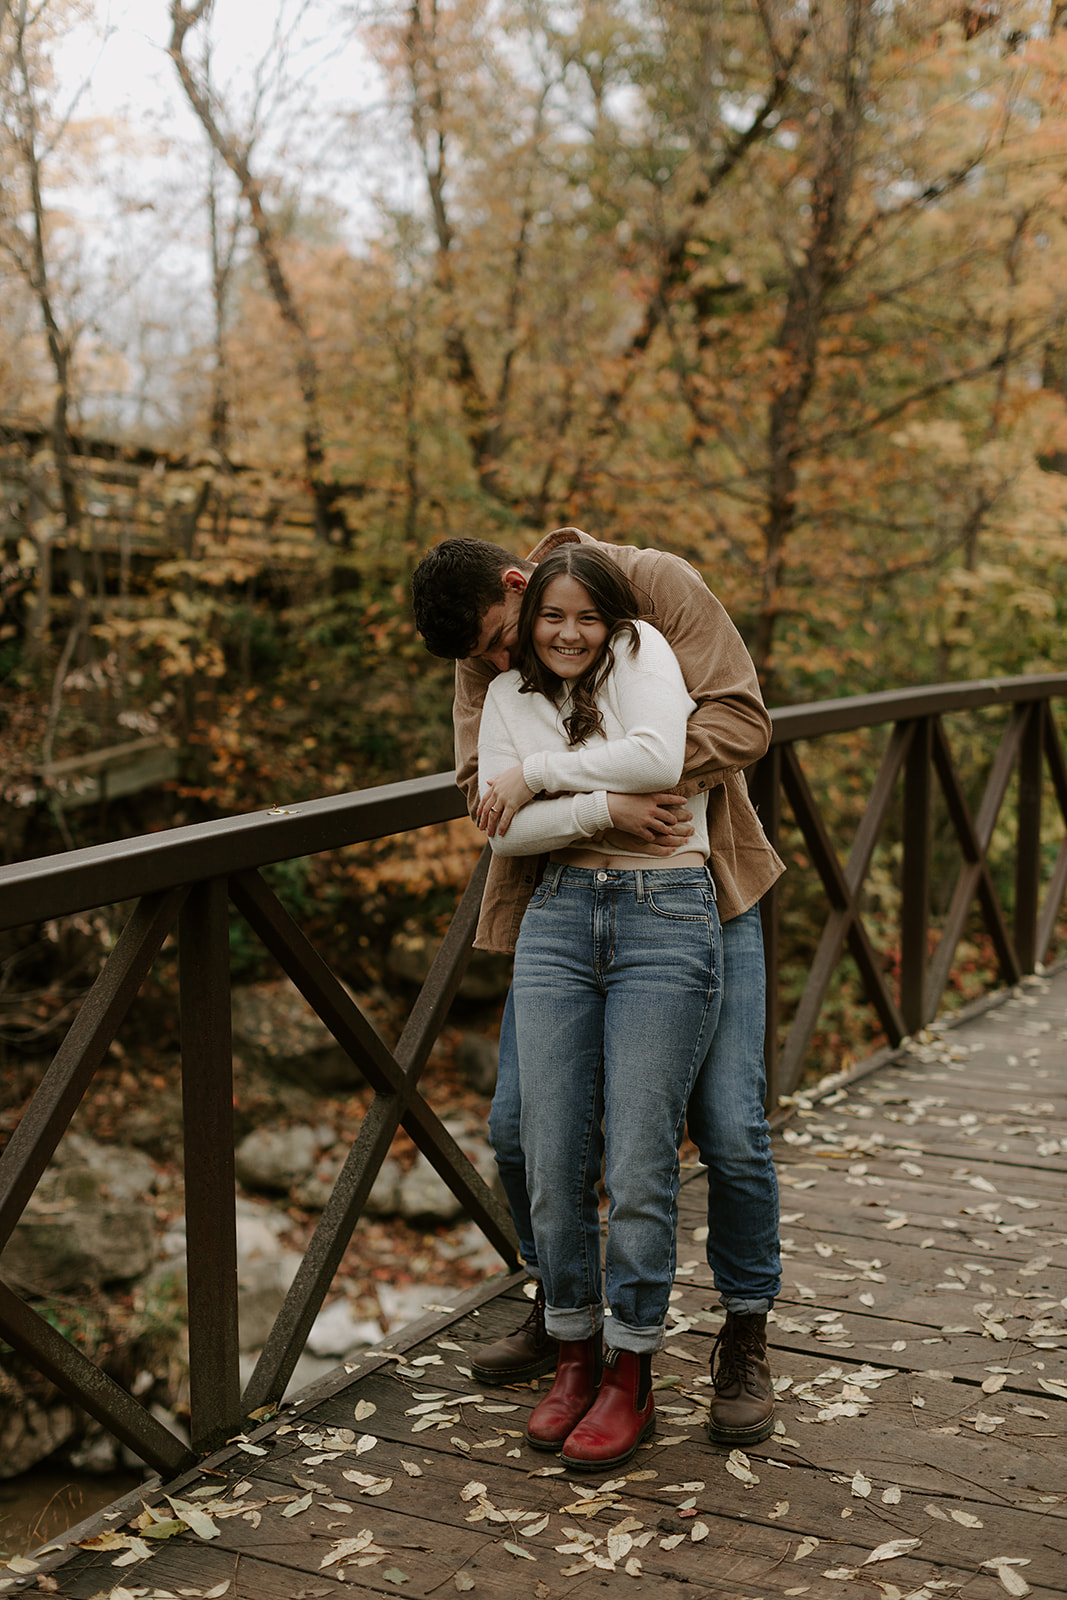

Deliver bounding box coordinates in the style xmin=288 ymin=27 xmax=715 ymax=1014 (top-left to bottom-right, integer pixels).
xmin=524 ymin=882 xmax=553 ymax=912
xmin=644 ymin=884 xmax=712 ymax=922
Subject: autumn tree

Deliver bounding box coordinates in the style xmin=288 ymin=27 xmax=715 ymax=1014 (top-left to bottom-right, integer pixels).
xmin=365 ymin=0 xmax=1067 ymax=698
xmin=169 ymin=0 xmax=357 ymax=541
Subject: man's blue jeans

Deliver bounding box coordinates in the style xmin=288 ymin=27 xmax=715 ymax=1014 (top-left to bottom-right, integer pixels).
xmin=510 ymin=863 xmax=723 ymax=1353
xmin=489 ymin=898 xmax=781 ymax=1316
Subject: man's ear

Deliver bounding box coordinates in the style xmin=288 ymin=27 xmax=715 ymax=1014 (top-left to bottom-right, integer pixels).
xmin=502 ymin=567 xmax=528 ymax=594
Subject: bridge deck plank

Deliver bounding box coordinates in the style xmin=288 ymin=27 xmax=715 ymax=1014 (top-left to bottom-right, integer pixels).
xmin=13 ymin=970 xmax=1067 ymax=1600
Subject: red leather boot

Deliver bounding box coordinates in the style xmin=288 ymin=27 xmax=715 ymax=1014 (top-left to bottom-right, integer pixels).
xmin=524 ymin=1336 xmax=603 ymax=1451
xmin=559 ymin=1348 xmax=655 ymax=1471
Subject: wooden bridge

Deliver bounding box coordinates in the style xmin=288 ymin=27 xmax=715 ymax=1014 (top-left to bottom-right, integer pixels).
xmin=1 ymin=673 xmax=1066 ymax=1597
xmin=5 ymin=963 xmax=1065 ymax=1600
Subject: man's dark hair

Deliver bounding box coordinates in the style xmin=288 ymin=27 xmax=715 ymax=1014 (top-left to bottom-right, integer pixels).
xmin=411 ymin=538 xmax=530 ymax=659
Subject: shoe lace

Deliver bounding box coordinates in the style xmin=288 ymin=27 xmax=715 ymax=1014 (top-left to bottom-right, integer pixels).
xmin=518 ymin=1284 xmax=546 ymax=1338
xmin=711 ymin=1316 xmax=760 ymax=1392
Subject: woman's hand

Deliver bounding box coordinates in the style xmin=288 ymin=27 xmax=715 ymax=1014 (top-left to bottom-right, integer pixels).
xmin=478 ymin=765 xmax=536 ymax=836
xmin=604 ymin=792 xmax=694 ymax=855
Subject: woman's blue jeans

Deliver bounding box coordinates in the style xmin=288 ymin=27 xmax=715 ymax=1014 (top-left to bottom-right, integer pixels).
xmin=511 ymin=863 xmax=723 ymax=1353
xmin=490 ymin=899 xmax=781 ymax=1315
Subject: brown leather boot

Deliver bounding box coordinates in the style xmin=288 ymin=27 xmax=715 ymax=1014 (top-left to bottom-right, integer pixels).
xmin=525 ymin=1336 xmax=602 ymax=1450
xmin=470 ymin=1281 xmax=559 ymax=1385
xmin=707 ymin=1311 xmax=775 ymax=1446
xmin=559 ymin=1349 xmax=655 ymax=1471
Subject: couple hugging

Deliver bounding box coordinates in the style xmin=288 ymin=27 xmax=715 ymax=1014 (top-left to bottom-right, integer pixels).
xmin=411 ymin=527 xmax=784 ymax=1473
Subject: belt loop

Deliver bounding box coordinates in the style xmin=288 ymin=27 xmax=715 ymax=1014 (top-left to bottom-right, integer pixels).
xmin=634 ymin=869 xmax=646 ymax=901
xmin=546 ymin=860 xmax=565 ymax=894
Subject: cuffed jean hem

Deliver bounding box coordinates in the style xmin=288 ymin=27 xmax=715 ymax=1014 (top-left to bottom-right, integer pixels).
xmin=605 ymin=1321 xmax=664 ymax=1355
xmin=720 ymin=1295 xmax=772 ymax=1316
xmin=545 ymin=1303 xmax=604 ymax=1342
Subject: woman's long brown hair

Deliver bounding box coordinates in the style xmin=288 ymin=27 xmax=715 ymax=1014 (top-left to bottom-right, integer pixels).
xmin=515 ymin=546 xmax=642 ymax=746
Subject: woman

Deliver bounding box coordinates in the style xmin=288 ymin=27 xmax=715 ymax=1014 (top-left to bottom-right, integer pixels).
xmin=477 ymin=544 xmax=722 ymax=1471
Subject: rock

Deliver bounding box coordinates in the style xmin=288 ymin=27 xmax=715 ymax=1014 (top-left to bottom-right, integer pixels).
xmin=292 ymin=1149 xmax=345 ymax=1211
xmin=437 ymin=1221 xmax=509 ymax=1278
xmin=149 ymin=1198 xmax=307 ymax=1353
xmin=234 ymin=1199 xmax=304 ymax=1351
xmin=393 ymin=1153 xmax=465 ymax=1221
xmin=67 ymin=1429 xmax=122 ymax=1474
xmin=393 ymin=1129 xmax=497 ymax=1222
xmin=235 ymin=1123 xmax=319 ymax=1194
xmin=0 ymin=1154 xmax=156 ymax=1294
xmin=360 ymin=1156 xmax=404 ymax=1217
xmin=387 ymin=928 xmax=513 ymax=1002
xmin=0 ymin=1391 xmax=79 ymax=1479
xmin=239 ymin=1348 xmax=339 ymax=1401
xmin=455 ymin=1032 xmax=499 ymax=1096
xmin=52 ymin=1132 xmax=159 ymax=1203
xmin=231 ymin=980 xmax=365 ymax=1092
xmin=375 ymin=1283 xmax=441 ymax=1332
xmin=354 ymin=1126 xmax=497 ymax=1223
xmin=306 ymin=1298 xmax=383 ymax=1357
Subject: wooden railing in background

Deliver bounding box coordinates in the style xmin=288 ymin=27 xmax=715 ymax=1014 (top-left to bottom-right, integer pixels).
xmin=1 ymin=674 xmax=1065 ymax=1475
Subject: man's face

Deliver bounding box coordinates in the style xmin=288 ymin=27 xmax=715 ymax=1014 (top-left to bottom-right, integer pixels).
xmin=469 ymin=570 xmax=527 ymax=672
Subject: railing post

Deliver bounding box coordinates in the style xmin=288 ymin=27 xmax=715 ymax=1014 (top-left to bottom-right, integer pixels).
xmin=901 ymin=716 xmax=933 ymax=1035
xmin=749 ymin=747 xmax=782 ymax=1109
xmin=1015 ymin=699 xmax=1043 ymax=974
xmin=179 ymin=877 xmax=241 ymax=1452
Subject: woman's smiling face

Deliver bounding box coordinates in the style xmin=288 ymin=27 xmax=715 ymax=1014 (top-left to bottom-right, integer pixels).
xmin=531 ymin=573 xmax=609 ymax=679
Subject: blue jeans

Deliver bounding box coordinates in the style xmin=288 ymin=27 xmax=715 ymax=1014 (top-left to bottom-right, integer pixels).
xmin=490 ymin=900 xmax=781 ymax=1314
xmin=511 ymin=863 xmax=723 ymax=1353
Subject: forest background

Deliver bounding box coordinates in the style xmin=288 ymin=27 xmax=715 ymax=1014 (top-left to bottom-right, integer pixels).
xmin=3 ymin=0 xmax=1067 ymax=1069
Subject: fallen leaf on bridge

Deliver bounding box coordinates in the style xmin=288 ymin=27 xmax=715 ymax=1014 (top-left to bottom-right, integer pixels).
xmin=863 ymin=1537 xmax=921 ymax=1563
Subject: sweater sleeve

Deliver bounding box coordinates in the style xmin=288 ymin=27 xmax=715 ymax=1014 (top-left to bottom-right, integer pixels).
xmin=478 ymin=681 xmax=614 ymax=856
xmin=522 ymin=623 xmax=692 ymax=796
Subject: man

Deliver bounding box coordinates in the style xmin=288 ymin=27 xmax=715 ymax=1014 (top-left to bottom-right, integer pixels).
xmin=411 ymin=528 xmax=784 ymax=1447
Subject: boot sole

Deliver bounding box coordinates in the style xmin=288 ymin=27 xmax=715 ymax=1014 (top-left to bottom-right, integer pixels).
xmin=471 ymin=1352 xmax=560 ymax=1386
xmin=706 ymin=1414 xmax=775 ymax=1447
xmin=524 ymin=1429 xmax=567 ymax=1452
xmin=559 ymin=1416 xmax=656 ymax=1473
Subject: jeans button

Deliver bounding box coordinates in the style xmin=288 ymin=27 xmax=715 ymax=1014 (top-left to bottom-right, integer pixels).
xmin=596 ymin=871 xmax=608 ymax=882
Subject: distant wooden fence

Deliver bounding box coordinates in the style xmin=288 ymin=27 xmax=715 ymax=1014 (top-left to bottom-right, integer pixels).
xmin=0 ymin=674 xmax=1065 ymax=1475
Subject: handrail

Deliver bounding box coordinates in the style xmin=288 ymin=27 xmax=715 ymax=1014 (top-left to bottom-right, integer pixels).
xmin=752 ymin=672 xmax=1067 ymax=1107
xmin=1 ymin=673 xmax=1066 ymax=1475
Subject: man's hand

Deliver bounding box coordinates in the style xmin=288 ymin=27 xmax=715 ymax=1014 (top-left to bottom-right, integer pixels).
xmin=603 ymin=792 xmax=694 ymax=856
xmin=478 ymin=765 xmax=535 ymax=837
